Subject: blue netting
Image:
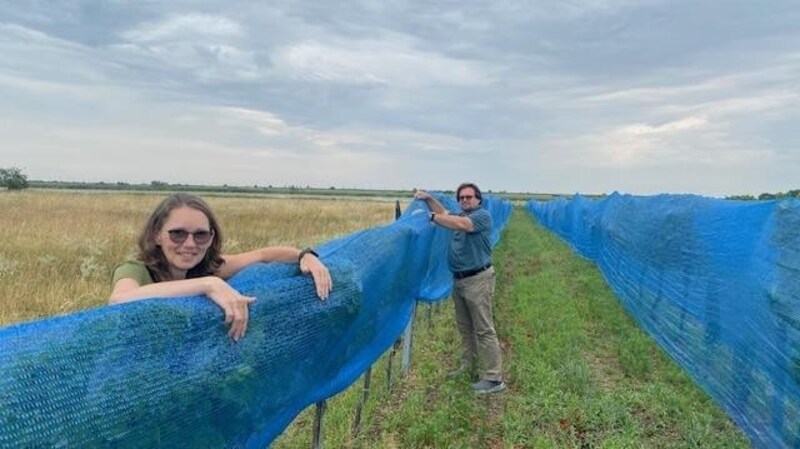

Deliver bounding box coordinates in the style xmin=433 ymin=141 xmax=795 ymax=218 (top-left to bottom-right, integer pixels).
xmin=528 ymin=193 xmax=800 ymax=449
xmin=0 ymin=194 xmax=510 ymax=448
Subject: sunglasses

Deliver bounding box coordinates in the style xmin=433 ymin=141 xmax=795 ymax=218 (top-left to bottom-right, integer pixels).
xmin=167 ymin=229 xmax=214 ymax=245
xmin=458 ymin=195 xmax=476 ymax=201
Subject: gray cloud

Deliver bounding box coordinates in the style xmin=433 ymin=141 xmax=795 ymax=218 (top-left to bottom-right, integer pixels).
xmin=1 ymin=0 xmax=798 ymax=196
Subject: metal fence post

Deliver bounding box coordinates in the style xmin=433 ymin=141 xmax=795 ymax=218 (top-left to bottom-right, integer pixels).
xmin=312 ymin=400 xmax=326 ymax=449
xmin=396 ymin=198 xmax=419 ymax=375
xmin=387 ymin=334 xmax=400 ymax=391
xmin=401 ymin=301 xmax=416 ymax=375
xmin=426 ymin=303 xmax=433 ymax=329
xmin=351 ymin=367 xmax=371 ymax=437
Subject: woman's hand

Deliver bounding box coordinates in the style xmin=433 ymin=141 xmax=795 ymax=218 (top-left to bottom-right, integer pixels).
xmin=300 ymin=254 xmax=332 ymax=300
xmin=206 ymin=277 xmax=256 ymax=341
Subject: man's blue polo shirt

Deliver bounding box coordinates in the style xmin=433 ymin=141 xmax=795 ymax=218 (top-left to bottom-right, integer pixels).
xmin=447 ymin=207 xmax=493 ymax=273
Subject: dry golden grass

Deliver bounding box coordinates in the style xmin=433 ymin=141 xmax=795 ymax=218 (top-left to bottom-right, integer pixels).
xmin=0 ymin=190 xmax=404 ymax=327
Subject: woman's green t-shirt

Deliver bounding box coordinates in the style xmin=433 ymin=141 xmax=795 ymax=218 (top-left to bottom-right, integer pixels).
xmin=111 ymin=261 xmax=154 ymax=287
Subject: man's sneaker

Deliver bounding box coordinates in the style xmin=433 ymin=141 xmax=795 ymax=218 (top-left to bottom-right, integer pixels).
xmin=471 ymin=379 xmax=506 ymax=394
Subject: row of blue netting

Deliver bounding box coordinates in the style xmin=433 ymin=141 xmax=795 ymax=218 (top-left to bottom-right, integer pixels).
xmin=0 ymin=193 xmax=511 ymax=448
xmin=528 ymin=193 xmax=800 ymax=449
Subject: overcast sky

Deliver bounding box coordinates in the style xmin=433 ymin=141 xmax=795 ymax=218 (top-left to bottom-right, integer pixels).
xmin=1 ymin=1 xmax=798 ymax=196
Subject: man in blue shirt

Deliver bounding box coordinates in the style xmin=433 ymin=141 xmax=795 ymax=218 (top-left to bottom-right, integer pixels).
xmin=414 ymin=183 xmax=506 ymax=394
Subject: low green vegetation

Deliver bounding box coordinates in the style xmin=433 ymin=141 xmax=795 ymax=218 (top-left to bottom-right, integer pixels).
xmin=274 ymin=208 xmax=750 ymax=448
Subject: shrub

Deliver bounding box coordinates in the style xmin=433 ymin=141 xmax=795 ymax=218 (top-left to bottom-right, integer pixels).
xmin=0 ymin=167 xmax=29 ymax=190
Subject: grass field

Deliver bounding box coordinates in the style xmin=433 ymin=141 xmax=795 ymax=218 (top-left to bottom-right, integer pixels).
xmin=0 ymin=190 xmax=399 ymax=326
xmin=0 ymin=192 xmax=750 ymax=447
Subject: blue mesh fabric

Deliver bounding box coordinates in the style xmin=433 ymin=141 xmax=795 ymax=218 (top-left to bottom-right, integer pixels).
xmin=0 ymin=194 xmax=510 ymax=448
xmin=528 ymin=193 xmax=800 ymax=449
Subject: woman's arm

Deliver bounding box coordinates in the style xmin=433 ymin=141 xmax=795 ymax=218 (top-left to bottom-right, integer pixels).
xmin=110 ymin=276 xmax=255 ymax=341
xmin=217 ymin=247 xmax=299 ymax=278
xmin=219 ymin=246 xmax=332 ymax=300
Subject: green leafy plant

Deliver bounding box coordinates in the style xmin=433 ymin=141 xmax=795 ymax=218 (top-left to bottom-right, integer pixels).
xmin=0 ymin=167 xmax=29 ymax=190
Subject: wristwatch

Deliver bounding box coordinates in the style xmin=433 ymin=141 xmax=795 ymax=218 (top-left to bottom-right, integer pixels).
xmin=298 ymin=247 xmax=319 ymax=262
xmin=429 ymin=212 xmax=436 ymax=222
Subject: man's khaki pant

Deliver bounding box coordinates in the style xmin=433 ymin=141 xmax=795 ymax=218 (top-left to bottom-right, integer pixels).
xmin=452 ymin=266 xmax=503 ymax=382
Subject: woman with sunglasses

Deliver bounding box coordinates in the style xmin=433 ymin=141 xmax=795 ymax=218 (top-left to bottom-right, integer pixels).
xmin=109 ymin=193 xmax=332 ymax=341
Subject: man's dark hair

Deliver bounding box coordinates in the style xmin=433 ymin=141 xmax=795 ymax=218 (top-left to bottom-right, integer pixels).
xmin=456 ymin=182 xmax=482 ymax=204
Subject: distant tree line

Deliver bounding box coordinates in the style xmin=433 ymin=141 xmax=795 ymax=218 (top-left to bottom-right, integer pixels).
xmin=21 ymin=176 xmax=413 ymax=198
xmin=727 ymin=189 xmax=800 ymax=201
